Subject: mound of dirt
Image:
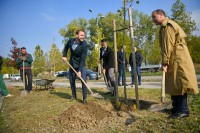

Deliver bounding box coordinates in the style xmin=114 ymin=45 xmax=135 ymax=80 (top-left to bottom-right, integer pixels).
xmin=56 ymin=102 xmax=136 ymax=132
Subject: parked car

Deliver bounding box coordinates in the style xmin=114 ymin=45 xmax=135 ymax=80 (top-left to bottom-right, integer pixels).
xmin=66 ymin=68 xmax=98 ymax=80
xmin=128 ymin=65 xmax=161 ymax=73
xmin=10 ymin=74 xmax=21 ymax=81
xmin=55 ymin=71 xmax=68 ymax=77
xmin=3 ymin=74 xmax=11 ymax=79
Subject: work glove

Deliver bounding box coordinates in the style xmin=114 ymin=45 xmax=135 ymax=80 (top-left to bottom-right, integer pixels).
xmin=21 ymin=56 xmax=27 ymax=61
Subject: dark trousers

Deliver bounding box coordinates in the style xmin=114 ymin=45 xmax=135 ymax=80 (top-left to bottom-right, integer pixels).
xmin=69 ymin=67 xmax=87 ymax=99
xmin=20 ymin=69 xmax=32 ymax=91
xmin=118 ymin=67 xmax=125 ymax=85
xmin=171 ymin=93 xmax=189 ymax=114
xmin=131 ymin=66 xmax=141 ymax=84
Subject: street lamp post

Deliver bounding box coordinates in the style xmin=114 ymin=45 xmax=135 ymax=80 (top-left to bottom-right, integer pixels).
xmin=96 ymin=15 xmax=104 ymax=80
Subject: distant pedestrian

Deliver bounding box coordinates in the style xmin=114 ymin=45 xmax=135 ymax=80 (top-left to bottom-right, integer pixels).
xmin=152 ymin=9 xmax=199 ymax=119
xmin=16 ymin=47 xmax=33 ymax=93
xmin=117 ymin=45 xmax=128 ymax=86
xmin=0 ymin=55 xmax=13 ymax=97
xmin=62 ymin=29 xmax=88 ymax=103
xmin=100 ymin=39 xmax=116 ymax=96
xmin=129 ymin=47 xmax=143 ymax=85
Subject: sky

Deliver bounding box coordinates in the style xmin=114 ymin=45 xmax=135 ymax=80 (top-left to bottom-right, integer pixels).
xmin=0 ymin=0 xmax=200 ymax=58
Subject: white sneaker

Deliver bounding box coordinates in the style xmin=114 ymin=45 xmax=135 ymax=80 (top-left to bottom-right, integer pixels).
xmin=5 ymin=94 xmax=14 ymax=97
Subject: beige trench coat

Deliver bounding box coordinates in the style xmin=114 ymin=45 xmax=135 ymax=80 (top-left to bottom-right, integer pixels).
xmin=159 ymin=18 xmax=199 ymax=95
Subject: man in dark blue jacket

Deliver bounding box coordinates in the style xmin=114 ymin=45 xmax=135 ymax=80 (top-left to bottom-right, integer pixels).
xmin=117 ymin=45 xmax=128 ymax=86
xmin=62 ymin=29 xmax=88 ymax=103
xmin=129 ymin=47 xmax=143 ymax=85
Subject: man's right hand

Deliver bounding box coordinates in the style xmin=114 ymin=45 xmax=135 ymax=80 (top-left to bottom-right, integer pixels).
xmin=21 ymin=56 xmax=26 ymax=61
xmin=62 ymin=57 xmax=67 ymax=62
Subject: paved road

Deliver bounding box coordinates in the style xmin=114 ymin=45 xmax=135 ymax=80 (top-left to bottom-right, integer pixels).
xmin=4 ymin=75 xmax=200 ymax=89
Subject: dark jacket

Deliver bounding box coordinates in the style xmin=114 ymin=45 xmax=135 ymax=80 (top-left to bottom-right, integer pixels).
xmin=0 ymin=56 xmax=2 ymax=71
xmin=129 ymin=52 xmax=143 ymax=67
xmin=117 ymin=50 xmax=128 ymax=69
xmin=63 ymin=38 xmax=87 ymax=71
xmin=16 ymin=53 xmax=33 ymax=69
xmin=100 ymin=46 xmax=115 ymax=70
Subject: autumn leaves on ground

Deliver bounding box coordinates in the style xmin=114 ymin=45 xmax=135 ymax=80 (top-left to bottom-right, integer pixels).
xmin=0 ymin=86 xmax=200 ymax=133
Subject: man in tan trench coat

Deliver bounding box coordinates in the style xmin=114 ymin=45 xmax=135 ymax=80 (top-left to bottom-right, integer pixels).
xmin=152 ymin=9 xmax=199 ymax=119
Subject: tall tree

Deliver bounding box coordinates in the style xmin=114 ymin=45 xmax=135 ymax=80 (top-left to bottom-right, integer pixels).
xmin=48 ymin=43 xmax=66 ymax=72
xmin=32 ymin=45 xmax=46 ymax=76
xmin=171 ymin=0 xmax=197 ymax=36
xmin=132 ymin=10 xmax=160 ymax=65
xmin=187 ymin=36 xmax=200 ymax=63
xmin=8 ymin=37 xmax=21 ymax=69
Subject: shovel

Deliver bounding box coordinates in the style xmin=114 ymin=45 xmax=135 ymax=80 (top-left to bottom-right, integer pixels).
xmin=64 ymin=60 xmax=104 ymax=99
xmin=20 ymin=61 xmax=28 ymax=96
xmin=101 ymin=65 xmax=114 ymax=92
xmin=149 ymin=71 xmax=170 ymax=111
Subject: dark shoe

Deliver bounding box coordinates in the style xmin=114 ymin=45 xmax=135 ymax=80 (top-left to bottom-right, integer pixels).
xmin=168 ymin=113 xmax=179 ymax=119
xmin=83 ymin=99 xmax=87 ymax=104
xmin=103 ymin=92 xmax=113 ymax=95
xmin=178 ymin=113 xmax=189 ymax=118
xmin=138 ymin=83 xmax=141 ymax=85
xmin=130 ymin=83 xmax=134 ymax=85
xmin=118 ymin=84 xmax=122 ymax=86
xmin=28 ymin=90 xmax=33 ymax=93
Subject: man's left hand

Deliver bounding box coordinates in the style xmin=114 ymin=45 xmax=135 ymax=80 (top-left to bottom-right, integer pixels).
xmin=21 ymin=56 xmax=26 ymax=61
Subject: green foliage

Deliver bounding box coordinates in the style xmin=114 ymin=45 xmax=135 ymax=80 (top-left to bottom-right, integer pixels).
xmin=1 ymin=57 xmax=18 ymax=74
xmin=32 ymin=45 xmax=46 ymax=76
xmin=187 ymin=36 xmax=200 ymax=63
xmin=171 ymin=0 xmax=197 ymax=36
xmin=48 ymin=43 xmax=67 ymax=72
xmin=59 ymin=18 xmax=88 ymax=39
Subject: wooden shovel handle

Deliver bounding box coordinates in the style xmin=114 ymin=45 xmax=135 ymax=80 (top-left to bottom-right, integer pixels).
xmin=64 ymin=60 xmax=93 ymax=94
xmin=161 ymin=71 xmax=165 ymax=103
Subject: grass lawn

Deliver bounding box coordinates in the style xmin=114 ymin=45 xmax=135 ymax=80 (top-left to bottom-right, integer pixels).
xmin=0 ymin=86 xmax=200 ymax=133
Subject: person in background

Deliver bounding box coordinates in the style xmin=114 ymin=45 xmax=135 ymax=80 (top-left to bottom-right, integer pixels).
xmin=100 ymin=39 xmax=116 ymax=96
xmin=62 ymin=29 xmax=88 ymax=103
xmin=16 ymin=47 xmax=33 ymax=93
xmin=129 ymin=47 xmax=143 ymax=85
xmin=117 ymin=45 xmax=128 ymax=86
xmin=0 ymin=55 xmax=13 ymax=97
xmin=152 ymin=9 xmax=199 ymax=119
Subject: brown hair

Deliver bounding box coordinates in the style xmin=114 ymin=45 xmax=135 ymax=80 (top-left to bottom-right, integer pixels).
xmin=76 ymin=29 xmax=85 ymax=35
xmin=152 ymin=9 xmax=166 ymax=18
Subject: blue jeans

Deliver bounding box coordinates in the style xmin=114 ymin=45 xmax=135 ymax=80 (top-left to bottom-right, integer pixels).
xmin=118 ymin=68 xmax=125 ymax=85
xmin=131 ymin=66 xmax=141 ymax=84
xmin=69 ymin=67 xmax=87 ymax=99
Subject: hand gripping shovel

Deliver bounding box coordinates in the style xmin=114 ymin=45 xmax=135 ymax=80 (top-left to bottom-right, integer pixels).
xmin=65 ymin=60 xmax=104 ymax=99
xmin=20 ymin=61 xmax=28 ymax=96
xmin=149 ymin=71 xmax=170 ymax=111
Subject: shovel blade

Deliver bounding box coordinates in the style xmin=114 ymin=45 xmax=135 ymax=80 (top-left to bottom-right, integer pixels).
xmin=20 ymin=90 xmax=28 ymax=97
xmin=91 ymin=93 xmax=104 ymax=99
xmin=149 ymin=102 xmax=171 ymax=112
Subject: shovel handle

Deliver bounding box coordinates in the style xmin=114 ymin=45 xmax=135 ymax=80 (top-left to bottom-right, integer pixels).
xmin=161 ymin=71 xmax=165 ymax=103
xmin=64 ymin=60 xmax=93 ymax=94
